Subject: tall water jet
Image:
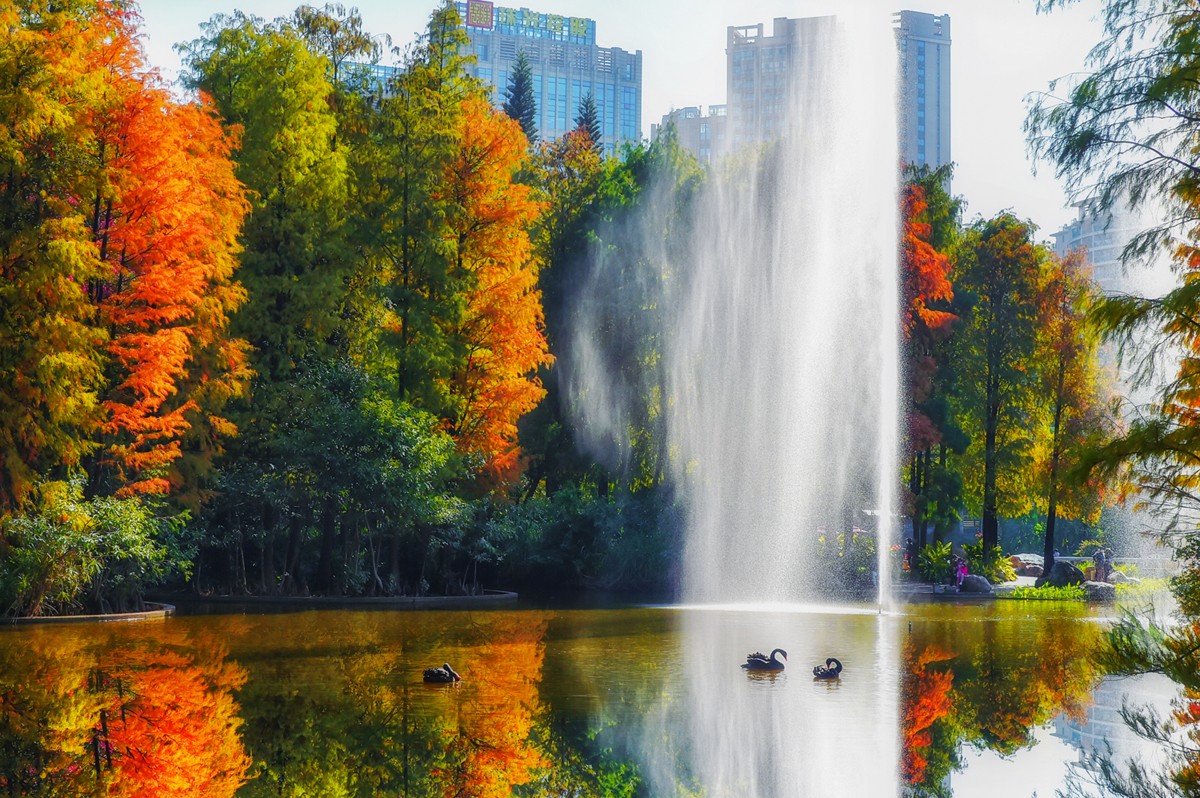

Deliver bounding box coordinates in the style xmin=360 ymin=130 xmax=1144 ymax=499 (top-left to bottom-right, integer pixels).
xmin=569 ymin=11 xmax=901 ymax=794
xmin=665 ymin=14 xmax=899 ymax=604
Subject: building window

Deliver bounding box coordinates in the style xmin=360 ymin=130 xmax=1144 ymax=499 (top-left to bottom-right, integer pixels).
xmin=621 ymin=85 xmax=636 ymax=141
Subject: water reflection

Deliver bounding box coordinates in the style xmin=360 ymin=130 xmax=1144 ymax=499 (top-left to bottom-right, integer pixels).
xmin=0 ymin=624 xmax=250 ymax=797
xmin=229 ymin=611 xmax=551 ymax=797
xmin=628 ymin=608 xmax=900 ymax=797
xmin=0 ymin=603 xmax=1175 ymax=796
xmin=900 ymin=603 xmax=1104 ymax=796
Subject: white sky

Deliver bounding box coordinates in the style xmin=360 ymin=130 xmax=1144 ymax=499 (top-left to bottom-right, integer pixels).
xmin=135 ymin=0 xmax=1105 ymax=237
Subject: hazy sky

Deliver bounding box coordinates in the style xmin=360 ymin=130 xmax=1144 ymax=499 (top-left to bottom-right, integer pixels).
xmin=136 ymin=0 xmax=1105 ymax=237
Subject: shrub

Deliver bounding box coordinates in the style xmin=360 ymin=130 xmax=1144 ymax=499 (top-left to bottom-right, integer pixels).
xmin=0 ymin=475 xmax=172 ymax=617
xmin=1000 ymin=584 xmax=1086 ymax=601
xmin=963 ymin=539 xmax=1017 ymax=584
xmin=917 ymin=541 xmax=954 ymax=584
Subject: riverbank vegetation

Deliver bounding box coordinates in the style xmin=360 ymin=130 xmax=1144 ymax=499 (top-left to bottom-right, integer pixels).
xmin=0 ymin=0 xmax=1140 ymax=616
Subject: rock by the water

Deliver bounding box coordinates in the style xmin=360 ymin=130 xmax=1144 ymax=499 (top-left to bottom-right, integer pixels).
xmin=1084 ymin=581 xmax=1116 ymax=602
xmin=1108 ymin=570 xmax=1128 ymax=584
xmin=1021 ymin=564 xmax=1044 ymax=578
xmin=960 ymin=574 xmax=993 ymax=594
xmin=1035 ymin=560 xmax=1087 ymax=588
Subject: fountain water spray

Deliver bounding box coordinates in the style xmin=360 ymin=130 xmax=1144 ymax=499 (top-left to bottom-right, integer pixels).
xmin=570 ymin=11 xmax=900 ymax=795
xmin=662 ymin=15 xmax=900 ymax=605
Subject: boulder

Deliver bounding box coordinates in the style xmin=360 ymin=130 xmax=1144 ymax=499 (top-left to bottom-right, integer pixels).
xmin=1108 ymin=570 xmax=1128 ymax=584
xmin=1084 ymin=581 xmax=1116 ymax=602
xmin=1021 ymin=564 xmax=1044 ymax=578
xmin=1035 ymin=560 xmax=1087 ymax=588
xmin=960 ymin=574 xmax=993 ymax=594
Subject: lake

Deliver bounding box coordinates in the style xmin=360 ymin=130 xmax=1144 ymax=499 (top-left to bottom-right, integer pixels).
xmin=0 ymin=599 xmax=1173 ymax=796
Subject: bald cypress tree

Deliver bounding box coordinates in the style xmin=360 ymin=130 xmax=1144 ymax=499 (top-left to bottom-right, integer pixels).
xmin=502 ymin=50 xmax=537 ymax=143
xmin=574 ymin=91 xmax=601 ymax=151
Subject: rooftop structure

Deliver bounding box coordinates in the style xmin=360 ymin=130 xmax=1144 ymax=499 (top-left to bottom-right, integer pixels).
xmin=651 ymin=105 xmax=728 ymax=165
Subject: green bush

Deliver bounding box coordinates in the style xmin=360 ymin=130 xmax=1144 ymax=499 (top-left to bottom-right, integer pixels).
xmin=963 ymin=539 xmax=1017 ymax=584
xmin=1115 ymin=577 xmax=1171 ymax=604
xmin=1000 ymin=584 xmax=1086 ymax=601
xmin=917 ymin=541 xmax=954 ymax=584
xmin=0 ymin=475 xmax=173 ymax=617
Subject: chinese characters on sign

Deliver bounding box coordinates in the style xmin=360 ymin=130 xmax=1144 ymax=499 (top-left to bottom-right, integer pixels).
xmin=483 ymin=5 xmax=592 ymax=42
xmin=466 ymin=0 xmax=494 ymax=28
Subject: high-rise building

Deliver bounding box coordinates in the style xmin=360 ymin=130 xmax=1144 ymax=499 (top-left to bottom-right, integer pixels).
xmin=1051 ymin=201 xmax=1139 ymax=292
xmin=652 ymin=10 xmax=948 ymax=168
xmin=454 ymin=1 xmax=642 ymax=155
xmin=651 ymin=105 xmax=728 ymax=165
xmin=894 ymin=11 xmax=951 ymax=169
xmin=725 ymin=16 xmax=838 ymax=151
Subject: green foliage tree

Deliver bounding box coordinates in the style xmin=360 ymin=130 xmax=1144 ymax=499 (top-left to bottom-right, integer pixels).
xmin=1028 ymin=3 xmax=1200 ymax=794
xmin=503 ymin=51 xmax=538 ymax=144
xmin=360 ymin=3 xmax=476 ymax=412
xmin=1034 ymin=250 xmax=1115 ymax=573
xmin=179 ymin=12 xmax=351 ymax=385
xmin=953 ymin=213 xmax=1050 ymax=563
xmin=574 ymin=92 xmax=601 ymax=152
xmin=0 ymin=475 xmax=172 ymax=617
xmin=0 ymin=0 xmax=112 ymax=511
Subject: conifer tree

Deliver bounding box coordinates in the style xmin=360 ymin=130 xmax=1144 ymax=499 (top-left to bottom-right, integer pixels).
xmin=574 ymin=92 xmax=601 ymax=151
xmin=502 ymin=51 xmax=537 ymax=144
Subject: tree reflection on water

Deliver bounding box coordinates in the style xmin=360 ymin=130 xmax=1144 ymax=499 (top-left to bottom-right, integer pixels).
xmin=900 ymin=604 xmax=1103 ymax=796
xmin=0 ymin=604 xmax=1126 ymax=797
xmin=0 ymin=625 xmax=250 ymax=796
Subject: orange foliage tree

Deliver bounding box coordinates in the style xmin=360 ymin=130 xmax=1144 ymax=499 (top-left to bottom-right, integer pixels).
xmin=0 ymin=0 xmax=248 ymax=509
xmin=83 ymin=5 xmax=249 ymax=497
xmin=443 ymin=95 xmax=551 ymax=482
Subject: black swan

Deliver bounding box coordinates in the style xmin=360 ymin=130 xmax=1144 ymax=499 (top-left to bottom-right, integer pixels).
xmin=742 ymin=648 xmax=788 ymax=671
xmin=423 ymin=662 xmax=462 ymax=683
xmin=812 ymin=658 xmax=843 ymax=680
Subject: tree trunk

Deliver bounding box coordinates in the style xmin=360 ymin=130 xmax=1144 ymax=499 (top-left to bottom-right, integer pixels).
xmin=910 ymin=451 xmax=926 ymax=550
xmin=316 ymin=496 xmax=337 ymax=594
xmin=1044 ymin=360 xmax=1067 ymax=574
xmin=261 ymin=502 xmax=276 ymax=594
xmin=283 ymin=512 xmax=304 ymax=594
xmin=982 ymin=372 xmax=1001 ymax=562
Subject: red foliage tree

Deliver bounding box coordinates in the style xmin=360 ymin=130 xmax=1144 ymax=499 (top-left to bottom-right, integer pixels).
xmin=901 ymin=181 xmax=957 ymax=548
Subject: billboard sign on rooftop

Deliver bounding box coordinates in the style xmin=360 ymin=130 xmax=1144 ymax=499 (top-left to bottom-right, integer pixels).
xmin=466 ymin=0 xmax=494 ymax=29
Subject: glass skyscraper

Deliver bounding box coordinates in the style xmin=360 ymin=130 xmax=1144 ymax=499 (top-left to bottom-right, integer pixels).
xmin=894 ymin=11 xmax=951 ymax=169
xmin=454 ymin=1 xmax=642 ymax=155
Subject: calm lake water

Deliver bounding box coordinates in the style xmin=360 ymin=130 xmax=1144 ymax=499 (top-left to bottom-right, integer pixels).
xmin=0 ymin=600 xmax=1174 ymax=796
